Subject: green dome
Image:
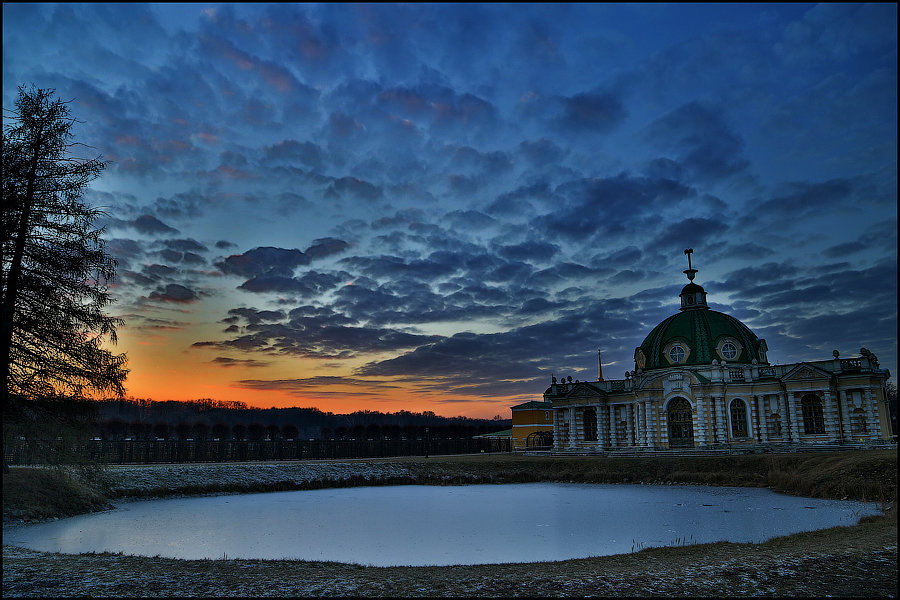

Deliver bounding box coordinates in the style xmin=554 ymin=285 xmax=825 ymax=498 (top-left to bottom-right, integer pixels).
xmin=637 ymin=308 xmax=766 ymax=370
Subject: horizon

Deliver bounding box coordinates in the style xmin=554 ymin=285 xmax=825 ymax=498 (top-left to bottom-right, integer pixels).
xmin=91 ymin=395 xmax=511 ymax=421
xmin=3 ymin=3 xmax=896 ymax=420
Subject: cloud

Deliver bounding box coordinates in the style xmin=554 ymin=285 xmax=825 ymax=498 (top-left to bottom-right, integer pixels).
xmin=558 ymin=92 xmax=627 ymax=132
xmin=495 ymin=240 xmax=559 ymax=263
xmin=264 ymin=139 xmax=326 ymax=169
xmin=756 ymin=179 xmax=855 ymax=219
xmin=212 ymin=357 xmax=270 ymax=368
xmin=238 ymin=271 xmax=344 ymax=296
xmin=647 ymin=102 xmax=750 ymax=182
xmin=107 ymin=214 xmax=180 ymax=235
xmin=216 ymin=246 xmax=310 ymax=278
xmin=193 ymin=319 xmax=442 ymax=359
xmin=537 ymin=174 xmax=695 ymax=242
xmin=304 ymin=237 xmax=351 ymax=260
xmin=148 ymin=283 xmax=200 ymax=303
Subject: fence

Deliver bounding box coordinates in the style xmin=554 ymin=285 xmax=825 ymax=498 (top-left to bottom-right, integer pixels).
xmin=4 ymin=436 xmax=512 ymax=465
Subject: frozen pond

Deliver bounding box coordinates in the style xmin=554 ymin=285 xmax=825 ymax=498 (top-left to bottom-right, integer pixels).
xmin=4 ymin=483 xmax=880 ymax=566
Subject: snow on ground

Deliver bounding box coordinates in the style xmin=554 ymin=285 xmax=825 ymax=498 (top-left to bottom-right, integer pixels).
xmin=99 ymin=461 xmax=416 ymax=495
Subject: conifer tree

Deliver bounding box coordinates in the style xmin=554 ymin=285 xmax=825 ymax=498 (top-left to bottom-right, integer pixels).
xmin=1 ymin=85 xmax=128 ymax=415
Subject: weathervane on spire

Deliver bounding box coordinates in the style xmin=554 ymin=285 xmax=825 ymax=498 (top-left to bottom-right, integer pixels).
xmin=683 ymin=248 xmax=697 ymax=282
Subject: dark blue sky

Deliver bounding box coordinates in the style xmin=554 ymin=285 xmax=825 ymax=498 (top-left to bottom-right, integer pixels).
xmin=3 ymin=3 xmax=896 ymax=417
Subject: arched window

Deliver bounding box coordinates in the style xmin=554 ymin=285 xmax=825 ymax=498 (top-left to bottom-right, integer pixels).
xmin=583 ymin=408 xmax=597 ymax=441
xmin=801 ymin=394 xmax=825 ymax=434
xmin=667 ymin=397 xmax=694 ymax=448
xmin=526 ymin=431 xmax=553 ymax=448
xmin=730 ymin=399 xmax=748 ymax=437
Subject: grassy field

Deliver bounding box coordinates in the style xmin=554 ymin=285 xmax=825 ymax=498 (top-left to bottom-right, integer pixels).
xmin=3 ymin=450 xmax=897 ymax=597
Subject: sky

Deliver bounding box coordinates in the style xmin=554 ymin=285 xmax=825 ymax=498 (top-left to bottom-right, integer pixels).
xmin=2 ymin=3 xmax=896 ymax=419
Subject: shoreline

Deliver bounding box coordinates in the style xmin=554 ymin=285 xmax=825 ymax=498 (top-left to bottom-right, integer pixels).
xmin=3 ymin=451 xmax=897 ymax=597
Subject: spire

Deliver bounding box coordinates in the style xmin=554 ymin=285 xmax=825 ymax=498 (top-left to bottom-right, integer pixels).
xmin=683 ymin=248 xmax=697 ymax=282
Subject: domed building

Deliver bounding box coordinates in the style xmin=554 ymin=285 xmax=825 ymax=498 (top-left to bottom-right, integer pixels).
xmin=543 ymin=251 xmax=893 ymax=452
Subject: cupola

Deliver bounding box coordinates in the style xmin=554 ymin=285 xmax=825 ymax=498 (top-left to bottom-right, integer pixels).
xmin=634 ymin=249 xmax=769 ymax=371
xmin=679 ymin=248 xmax=708 ymax=310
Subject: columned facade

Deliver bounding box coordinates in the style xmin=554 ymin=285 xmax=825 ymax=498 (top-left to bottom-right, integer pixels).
xmin=539 ymin=259 xmax=893 ymax=453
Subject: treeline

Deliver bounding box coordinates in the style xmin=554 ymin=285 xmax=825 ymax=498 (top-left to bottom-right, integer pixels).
xmin=89 ymin=397 xmax=511 ymax=442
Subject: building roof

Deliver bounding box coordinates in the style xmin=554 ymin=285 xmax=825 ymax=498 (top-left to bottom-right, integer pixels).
xmin=511 ymin=400 xmax=553 ymax=410
xmin=639 ymin=307 xmax=765 ymax=369
xmin=474 ymin=429 xmax=512 ymax=438
xmin=637 ymin=260 xmax=766 ymax=370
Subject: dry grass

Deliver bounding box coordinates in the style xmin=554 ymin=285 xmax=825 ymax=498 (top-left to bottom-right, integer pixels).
xmin=2 ymin=468 xmax=111 ymax=521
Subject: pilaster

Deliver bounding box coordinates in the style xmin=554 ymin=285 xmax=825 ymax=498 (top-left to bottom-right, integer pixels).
xmin=645 ymin=401 xmax=656 ymax=448
xmin=695 ymin=396 xmax=707 ymax=446
xmin=567 ymin=407 xmax=577 ymax=449
xmin=838 ymin=390 xmax=853 ymax=442
xmin=761 ymin=395 xmax=770 ymax=443
xmin=864 ymin=388 xmax=880 ymax=438
xmin=608 ymin=405 xmax=616 ymax=448
xmin=626 ymin=404 xmax=635 ymax=446
xmin=789 ymin=393 xmax=802 ymax=442
xmin=714 ymin=396 xmax=726 ymax=443
xmin=824 ymin=390 xmax=839 ymax=442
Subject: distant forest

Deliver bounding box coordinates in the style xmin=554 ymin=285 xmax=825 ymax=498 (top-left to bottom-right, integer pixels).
xmin=90 ymin=397 xmax=512 ymax=442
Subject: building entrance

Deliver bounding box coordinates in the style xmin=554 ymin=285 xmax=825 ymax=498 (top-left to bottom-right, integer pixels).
xmin=668 ymin=397 xmax=694 ymax=448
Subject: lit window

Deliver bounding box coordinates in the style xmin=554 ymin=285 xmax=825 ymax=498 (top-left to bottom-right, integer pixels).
xmin=669 ymin=345 xmax=686 ymax=363
xmin=721 ymin=342 xmax=737 ymax=360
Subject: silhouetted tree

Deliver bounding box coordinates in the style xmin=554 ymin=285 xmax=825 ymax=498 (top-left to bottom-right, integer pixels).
xmin=334 ymin=425 xmax=347 ymax=440
xmin=232 ymin=423 xmax=247 ymax=441
xmin=281 ymin=423 xmax=299 ymax=440
xmin=2 ymin=86 xmax=127 ymax=409
xmin=129 ymin=420 xmax=149 ymax=440
xmin=365 ymin=423 xmax=382 ymax=440
xmin=320 ymin=426 xmax=331 ymax=440
xmin=265 ymin=423 xmax=280 ymax=441
xmin=152 ymin=421 xmax=170 ymax=440
xmin=102 ymin=418 xmax=125 ymax=441
xmin=175 ymin=421 xmax=192 ymax=440
xmin=247 ymin=422 xmax=265 ymax=441
xmin=192 ymin=421 xmax=209 ymax=441
xmin=212 ymin=422 xmax=230 ymax=441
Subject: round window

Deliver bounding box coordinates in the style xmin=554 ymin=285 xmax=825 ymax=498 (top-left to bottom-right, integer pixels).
xmin=669 ymin=345 xmax=686 ymax=363
xmin=721 ymin=342 xmax=737 ymax=360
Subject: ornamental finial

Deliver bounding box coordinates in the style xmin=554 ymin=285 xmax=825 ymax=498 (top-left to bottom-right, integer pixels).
xmin=683 ymin=248 xmax=697 ymax=282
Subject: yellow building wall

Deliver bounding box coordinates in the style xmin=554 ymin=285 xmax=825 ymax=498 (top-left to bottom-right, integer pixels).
xmin=511 ymin=407 xmax=553 ymax=449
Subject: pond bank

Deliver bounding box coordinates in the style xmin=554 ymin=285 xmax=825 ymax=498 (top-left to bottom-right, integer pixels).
xmin=3 ymin=450 xmax=897 ymax=597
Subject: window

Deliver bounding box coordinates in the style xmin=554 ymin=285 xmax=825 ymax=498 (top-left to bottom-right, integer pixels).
xmin=716 ymin=338 xmax=743 ymax=362
xmin=730 ymin=399 xmax=748 ymax=437
xmin=669 ymin=344 xmax=686 ymax=363
xmin=801 ymin=394 xmax=825 ymax=434
xmin=721 ymin=342 xmax=737 ymax=360
xmin=583 ymin=408 xmax=597 ymax=441
xmin=667 ymin=397 xmax=694 ymax=448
